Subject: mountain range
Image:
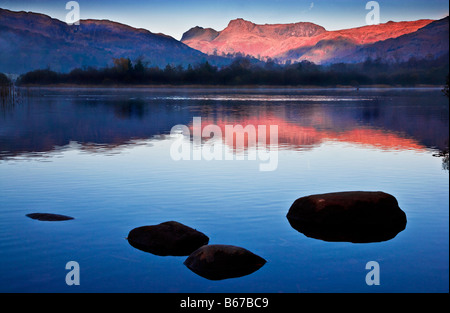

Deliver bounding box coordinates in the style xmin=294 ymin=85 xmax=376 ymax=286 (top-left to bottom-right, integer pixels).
xmin=0 ymin=7 xmax=448 ymax=74
xmin=0 ymin=8 xmax=226 ymax=73
xmin=182 ymin=17 xmax=449 ymax=64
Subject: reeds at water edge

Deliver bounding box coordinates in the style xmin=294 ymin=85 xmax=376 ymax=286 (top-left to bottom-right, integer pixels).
xmin=0 ymin=83 xmax=22 ymax=108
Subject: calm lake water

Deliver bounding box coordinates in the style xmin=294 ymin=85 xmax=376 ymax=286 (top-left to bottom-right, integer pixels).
xmin=0 ymin=87 xmax=448 ymax=293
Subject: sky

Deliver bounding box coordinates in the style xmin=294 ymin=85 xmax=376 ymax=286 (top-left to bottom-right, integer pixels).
xmin=0 ymin=0 xmax=449 ymax=40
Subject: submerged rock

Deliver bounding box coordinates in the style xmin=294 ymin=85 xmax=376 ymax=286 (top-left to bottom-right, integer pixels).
xmin=286 ymin=191 xmax=407 ymax=243
xmin=184 ymin=244 xmax=266 ymax=280
xmin=127 ymin=221 xmax=209 ymax=256
xmin=26 ymin=213 xmax=74 ymax=221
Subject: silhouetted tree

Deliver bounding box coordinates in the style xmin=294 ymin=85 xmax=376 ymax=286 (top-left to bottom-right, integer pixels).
xmin=0 ymin=73 xmax=11 ymax=86
xmin=113 ymin=58 xmax=132 ymax=72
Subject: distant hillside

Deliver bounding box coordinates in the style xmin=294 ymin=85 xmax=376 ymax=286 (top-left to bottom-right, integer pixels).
xmin=328 ymin=16 xmax=450 ymax=64
xmin=0 ymin=8 xmax=227 ymax=74
xmin=181 ymin=26 xmax=220 ymax=42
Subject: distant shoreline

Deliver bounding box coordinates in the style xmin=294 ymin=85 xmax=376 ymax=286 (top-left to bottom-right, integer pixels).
xmin=15 ymin=83 xmax=445 ymax=90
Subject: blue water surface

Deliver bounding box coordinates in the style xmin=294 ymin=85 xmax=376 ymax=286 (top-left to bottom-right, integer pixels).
xmin=0 ymin=87 xmax=448 ymax=292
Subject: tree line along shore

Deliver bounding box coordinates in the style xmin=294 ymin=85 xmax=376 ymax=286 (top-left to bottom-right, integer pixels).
xmin=7 ymin=54 xmax=449 ymax=87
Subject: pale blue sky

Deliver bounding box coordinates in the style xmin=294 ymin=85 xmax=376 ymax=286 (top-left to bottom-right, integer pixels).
xmin=1 ymin=0 xmax=448 ymax=39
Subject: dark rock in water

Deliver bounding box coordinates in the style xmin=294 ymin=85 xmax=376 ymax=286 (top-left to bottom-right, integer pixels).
xmin=184 ymin=244 xmax=266 ymax=280
xmin=127 ymin=221 xmax=209 ymax=256
xmin=286 ymin=191 xmax=407 ymax=243
xmin=26 ymin=213 xmax=74 ymax=221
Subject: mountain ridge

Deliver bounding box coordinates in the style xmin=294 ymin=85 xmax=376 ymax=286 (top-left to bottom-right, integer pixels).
xmin=1 ymin=7 xmax=448 ymax=74
xmin=329 ymin=16 xmax=450 ymax=64
xmin=181 ymin=17 xmax=444 ymax=64
xmin=0 ymin=8 xmax=228 ymax=74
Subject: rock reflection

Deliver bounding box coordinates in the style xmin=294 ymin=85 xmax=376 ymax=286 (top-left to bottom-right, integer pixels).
xmin=184 ymin=244 xmax=266 ymax=280
xmin=127 ymin=221 xmax=209 ymax=256
xmin=287 ymin=218 xmax=407 ymax=243
xmin=286 ymin=191 xmax=408 ymax=243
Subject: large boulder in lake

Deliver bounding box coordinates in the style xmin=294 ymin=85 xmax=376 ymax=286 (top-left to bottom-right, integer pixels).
xmin=184 ymin=244 xmax=266 ymax=280
xmin=26 ymin=213 xmax=74 ymax=221
xmin=127 ymin=221 xmax=209 ymax=256
xmin=286 ymin=191 xmax=407 ymax=243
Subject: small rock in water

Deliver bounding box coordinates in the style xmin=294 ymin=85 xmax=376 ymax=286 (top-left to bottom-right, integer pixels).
xmin=184 ymin=244 xmax=266 ymax=280
xmin=286 ymin=191 xmax=407 ymax=243
xmin=26 ymin=213 xmax=74 ymax=221
xmin=127 ymin=221 xmax=209 ymax=256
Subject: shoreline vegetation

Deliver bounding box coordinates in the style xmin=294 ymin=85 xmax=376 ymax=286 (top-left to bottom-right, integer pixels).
xmin=13 ymin=55 xmax=449 ymax=88
xmin=0 ymin=72 xmax=15 ymax=105
xmin=14 ymin=83 xmax=446 ymax=89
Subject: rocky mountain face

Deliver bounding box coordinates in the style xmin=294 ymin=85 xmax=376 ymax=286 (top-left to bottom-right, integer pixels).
xmin=182 ymin=17 xmax=448 ymax=64
xmin=182 ymin=18 xmax=327 ymax=59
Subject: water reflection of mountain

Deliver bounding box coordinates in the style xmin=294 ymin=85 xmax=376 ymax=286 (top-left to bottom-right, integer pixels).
xmin=0 ymin=95 xmax=193 ymax=158
xmin=0 ymin=89 xmax=448 ymax=159
xmin=195 ymin=116 xmax=427 ymax=152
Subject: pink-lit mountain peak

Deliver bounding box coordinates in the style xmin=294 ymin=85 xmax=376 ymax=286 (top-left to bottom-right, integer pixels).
xmin=181 ymin=18 xmax=436 ymax=63
xmin=223 ymin=18 xmax=326 ymax=38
